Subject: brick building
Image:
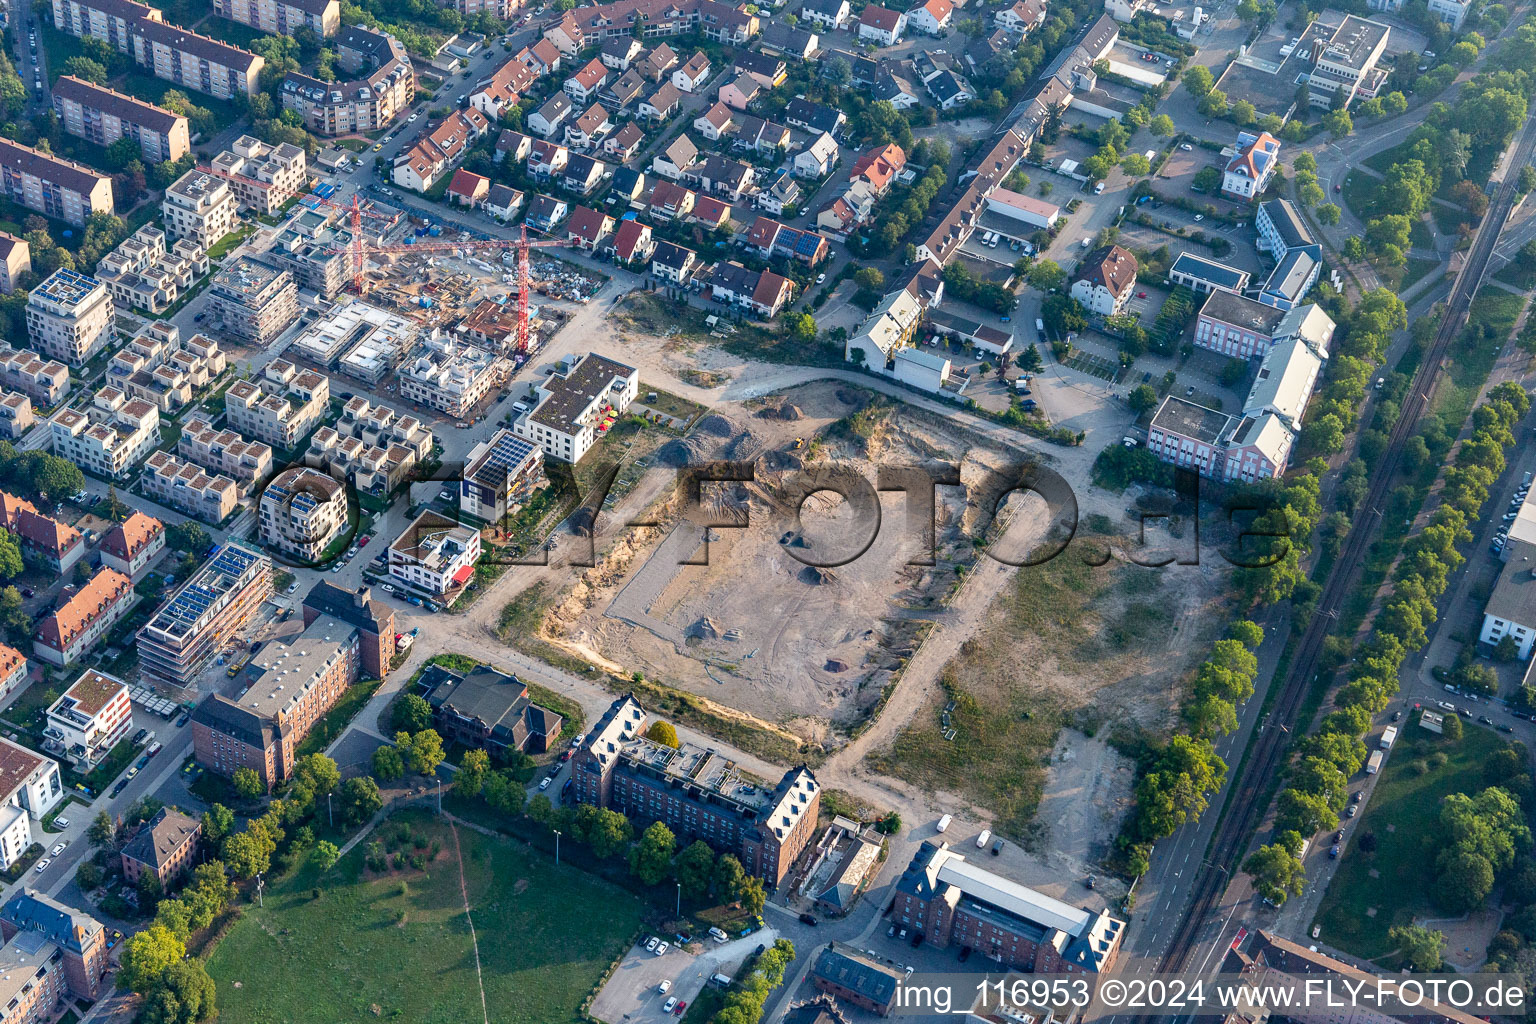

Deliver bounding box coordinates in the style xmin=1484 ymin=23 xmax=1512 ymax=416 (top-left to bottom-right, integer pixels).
xmin=572 ymin=695 xmax=819 ymax=886
xmin=120 ymin=807 xmax=201 ymax=887
xmin=0 ymin=890 xmax=108 ymax=999
xmin=890 ymin=842 xmax=1124 ymax=973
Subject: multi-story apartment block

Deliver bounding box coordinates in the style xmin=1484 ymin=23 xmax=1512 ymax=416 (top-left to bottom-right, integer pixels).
xmin=545 ymin=0 xmax=758 ymax=54
xmin=49 ymin=386 xmax=160 ymax=480
xmin=51 ymin=75 xmax=189 ymax=164
xmin=282 ymin=27 xmax=414 ymax=136
xmin=41 ymin=669 xmax=132 ymax=767
xmin=95 ymin=224 xmax=207 ymax=316
xmin=393 ymin=107 xmax=492 ymax=191
xmin=129 ymin=19 xmax=264 ymax=101
xmin=214 ymin=0 xmax=339 ymax=37
xmin=460 ymin=429 xmax=544 ymax=524
xmin=301 ymin=581 xmax=393 ymax=679
xmin=290 ymin=299 xmax=416 ymax=383
xmin=0 ymin=137 xmax=113 ymax=226
xmin=515 ymin=352 xmax=639 ymax=463
xmin=223 ymin=359 xmax=329 ymax=449
xmin=0 ymin=392 xmax=33 ymax=441
xmin=120 ymin=807 xmax=201 ymax=887
xmin=140 ymin=451 xmax=239 ymax=524
xmin=25 ymin=269 xmax=114 ymax=367
xmin=259 ymin=466 xmax=348 ymax=563
xmin=572 ymin=695 xmax=818 ymax=885
xmin=209 ymin=256 xmax=300 ymax=345
xmin=177 ymin=413 xmax=272 ymax=490
xmin=138 ymin=542 xmax=271 ymax=688
xmin=0 ymin=347 xmax=67 ymax=409
xmin=891 ymin=841 xmax=1125 ymax=972
xmin=107 ymin=321 xmax=224 ymax=412
xmin=210 ymin=136 xmax=307 ymax=215
xmin=192 ymin=612 xmax=361 ymax=788
xmin=0 ymin=492 xmax=84 ymax=575
xmin=0 ymin=889 xmax=109 ymax=999
xmin=0 ymin=739 xmax=62 ymax=870
xmin=33 ymin=572 xmax=135 ymax=668
xmin=0 ymin=645 xmax=28 ymax=707
xmin=306 ymin=396 xmax=432 ymax=497
xmin=98 ymin=511 xmax=165 ymax=581
xmin=398 ymin=336 xmax=505 ymax=420
xmin=0 ymin=233 xmax=29 ymax=295
xmin=162 ymin=168 xmax=237 ymax=248
xmin=0 ymin=930 xmax=66 ymax=1018
xmin=388 ymin=510 xmax=480 ymax=596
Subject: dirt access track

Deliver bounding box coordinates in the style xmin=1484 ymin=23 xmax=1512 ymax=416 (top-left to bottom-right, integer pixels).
xmin=539 ymin=381 xmax=1082 ymax=754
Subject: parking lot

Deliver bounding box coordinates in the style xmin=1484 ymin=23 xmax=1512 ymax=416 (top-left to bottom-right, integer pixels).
xmin=589 ymin=930 xmax=776 ymax=1024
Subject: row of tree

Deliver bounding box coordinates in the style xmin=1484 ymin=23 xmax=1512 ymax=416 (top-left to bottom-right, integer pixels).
xmin=1116 ymin=622 xmax=1264 ymax=875
xmin=1244 ymin=381 xmax=1531 ymax=905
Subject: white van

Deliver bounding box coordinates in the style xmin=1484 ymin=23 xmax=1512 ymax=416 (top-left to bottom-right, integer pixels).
xmin=976 ymin=829 xmax=992 ymax=849
xmin=936 ymin=814 xmax=952 ymax=833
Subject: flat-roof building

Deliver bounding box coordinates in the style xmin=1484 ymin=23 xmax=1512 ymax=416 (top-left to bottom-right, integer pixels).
xmin=138 ymin=542 xmax=271 ymax=688
xmin=25 ymin=269 xmax=115 ymax=367
xmin=515 ymin=352 xmax=639 ymax=463
xmin=209 ymin=256 xmax=300 ymax=345
xmin=573 ymin=694 xmax=819 ymax=885
xmin=41 ymin=669 xmax=132 ymax=768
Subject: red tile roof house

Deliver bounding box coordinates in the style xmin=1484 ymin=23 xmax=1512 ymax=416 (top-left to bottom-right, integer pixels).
xmin=446 ymin=169 xmax=491 ymax=207
xmin=858 ymin=4 xmax=907 ymax=45
xmin=120 ymin=807 xmax=201 ymax=888
xmin=33 ymin=568 xmax=134 ymax=668
xmin=565 ymin=206 xmax=616 ymax=251
xmin=98 ymin=511 xmax=165 ymax=581
xmin=907 ymin=0 xmax=953 ymax=34
xmin=0 ymin=492 xmax=84 ymax=575
xmin=609 ymin=220 xmax=656 ymax=265
xmin=0 ymin=643 xmax=27 ymax=707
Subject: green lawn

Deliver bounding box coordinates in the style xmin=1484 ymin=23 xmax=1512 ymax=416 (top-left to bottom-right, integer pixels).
xmin=1312 ymin=721 xmax=1508 ymax=960
xmin=206 ymin=809 xmax=646 ymax=1024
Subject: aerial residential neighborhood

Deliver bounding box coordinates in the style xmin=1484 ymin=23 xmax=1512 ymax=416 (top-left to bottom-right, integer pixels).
xmin=0 ymin=0 xmax=1520 ymax=1016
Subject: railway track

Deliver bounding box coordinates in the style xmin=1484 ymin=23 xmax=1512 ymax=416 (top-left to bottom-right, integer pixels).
xmin=1145 ymin=107 xmax=1536 ymax=990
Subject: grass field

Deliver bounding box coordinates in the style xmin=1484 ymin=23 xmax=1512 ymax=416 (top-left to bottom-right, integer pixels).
xmin=1312 ymin=722 xmax=1507 ymax=960
xmin=207 ymin=810 xmax=645 ymax=1024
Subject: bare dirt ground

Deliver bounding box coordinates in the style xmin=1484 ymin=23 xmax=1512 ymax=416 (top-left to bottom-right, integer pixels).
xmin=542 ymin=381 xmax=1055 ymax=750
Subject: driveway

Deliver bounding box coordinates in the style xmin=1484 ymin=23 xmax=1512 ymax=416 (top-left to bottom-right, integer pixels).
xmin=590 ymin=929 xmax=780 ymax=1024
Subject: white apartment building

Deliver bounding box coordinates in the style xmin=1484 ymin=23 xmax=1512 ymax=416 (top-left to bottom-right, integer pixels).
xmin=515 ymin=352 xmax=639 ymax=463
xmin=42 ymin=669 xmax=132 ymax=769
xmin=177 ymin=412 xmax=272 ymax=488
xmin=224 ymin=359 xmax=330 ymax=449
xmin=398 ymin=337 xmax=505 ymax=420
xmin=460 ymin=429 xmax=544 ymax=524
xmin=259 ymin=466 xmax=348 ymax=562
xmin=162 ymin=168 xmax=238 ymax=249
xmin=388 ymin=510 xmax=482 ymax=595
xmin=210 ymin=136 xmax=308 ymax=215
xmin=107 ymin=321 xmax=225 ymax=412
xmin=25 ymin=268 xmax=115 ymax=367
xmin=49 ymin=386 xmax=161 ymax=480
xmin=141 ymin=451 xmax=240 ymax=523
xmin=95 ymin=224 xmax=208 ymax=316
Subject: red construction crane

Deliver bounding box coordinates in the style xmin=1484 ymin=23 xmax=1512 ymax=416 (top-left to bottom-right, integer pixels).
xmin=341 ymin=227 xmax=567 ymax=354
